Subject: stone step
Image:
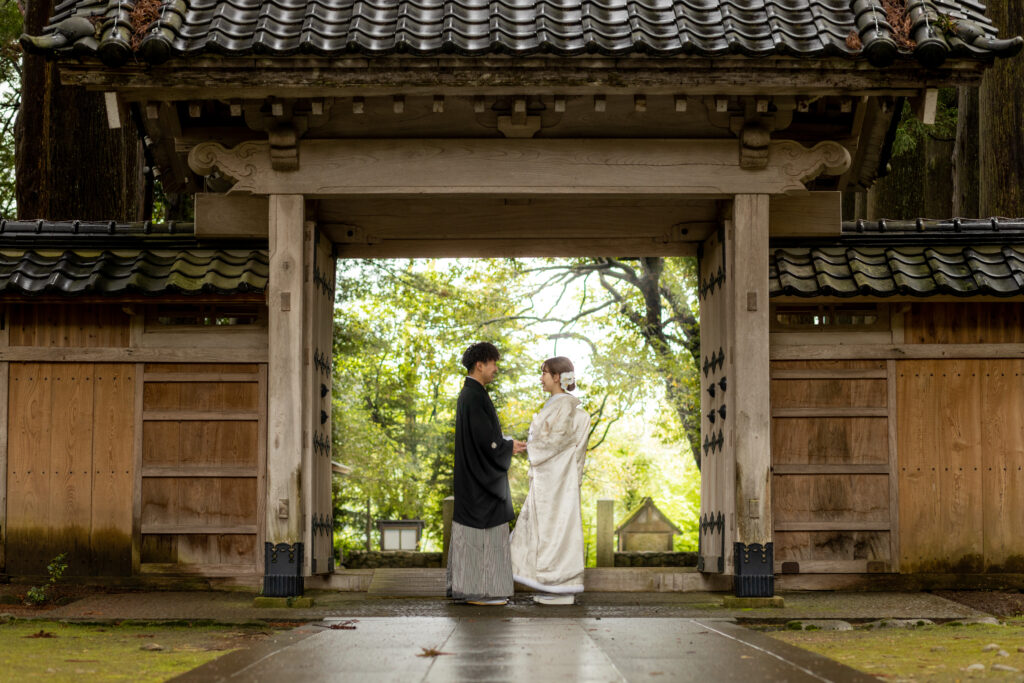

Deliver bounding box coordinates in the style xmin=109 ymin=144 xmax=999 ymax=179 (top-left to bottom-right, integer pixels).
xmin=367 ymin=568 xmax=447 ymax=597
xmin=310 ymin=567 xmax=732 ymax=594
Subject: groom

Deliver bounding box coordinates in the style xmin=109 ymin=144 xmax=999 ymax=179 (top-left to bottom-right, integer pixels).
xmin=448 ymin=342 xmax=526 ymax=606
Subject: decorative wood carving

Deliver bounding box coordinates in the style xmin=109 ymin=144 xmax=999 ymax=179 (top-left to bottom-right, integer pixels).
xmin=188 ymin=138 xmax=852 ymax=196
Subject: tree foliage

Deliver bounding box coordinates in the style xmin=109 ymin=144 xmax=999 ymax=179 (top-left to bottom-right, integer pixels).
xmin=0 ymin=0 xmax=22 ymax=216
xmin=330 ymin=257 xmax=703 ymax=560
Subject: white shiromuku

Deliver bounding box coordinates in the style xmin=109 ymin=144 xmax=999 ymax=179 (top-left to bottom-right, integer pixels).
xmin=510 ymin=392 xmax=590 ymax=594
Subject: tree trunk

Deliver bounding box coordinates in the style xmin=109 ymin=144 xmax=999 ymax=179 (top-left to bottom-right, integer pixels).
xmin=979 ymin=0 xmax=1024 ymax=218
xmin=868 ymin=139 xmax=925 ymax=220
xmin=953 ymin=86 xmax=980 ymax=218
xmin=16 ymin=0 xmax=145 ymax=220
xmin=923 ymin=136 xmax=954 ymax=219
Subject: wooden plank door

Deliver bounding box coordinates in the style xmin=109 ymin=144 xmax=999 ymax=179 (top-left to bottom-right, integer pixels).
xmin=306 ymin=228 xmax=336 ymax=574
xmin=697 ymin=226 xmax=732 ymax=573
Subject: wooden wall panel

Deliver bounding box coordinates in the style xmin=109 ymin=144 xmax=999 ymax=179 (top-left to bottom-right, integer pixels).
xmin=897 ymin=360 xmax=985 ymax=573
xmin=48 ymin=365 xmax=94 ymax=572
xmin=980 ymin=360 xmax=1024 ymax=572
xmin=90 ymin=366 xmax=135 ymax=575
xmin=772 ymin=379 xmax=887 ymax=409
xmin=774 ymin=475 xmax=889 ymax=524
xmin=138 ymin=363 xmax=265 ymax=574
xmin=775 ymin=531 xmax=890 ymax=568
xmin=8 ymin=305 xmax=130 ymax=348
xmin=772 ymin=418 xmax=889 ymax=465
xmin=6 ymin=362 xmax=135 ymax=575
xmin=905 ymin=303 xmax=1024 ymax=344
xmin=141 ymin=478 xmax=257 ymax=528
xmin=6 ymin=365 xmax=54 ymax=573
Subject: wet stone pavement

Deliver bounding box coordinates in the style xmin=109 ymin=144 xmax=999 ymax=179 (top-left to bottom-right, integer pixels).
xmin=175 ymin=616 xmax=878 ymax=682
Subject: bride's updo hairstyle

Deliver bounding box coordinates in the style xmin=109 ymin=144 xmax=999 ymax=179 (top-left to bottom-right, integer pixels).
xmin=542 ymin=356 xmax=576 ymax=391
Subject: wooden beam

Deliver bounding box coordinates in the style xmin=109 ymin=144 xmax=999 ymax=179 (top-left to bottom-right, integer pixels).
xmin=772 ymin=407 xmax=889 ymax=418
xmin=772 ymin=464 xmax=889 ymax=474
xmin=775 ymin=521 xmax=890 ymax=531
xmin=266 ymin=195 xmax=306 ymax=547
xmin=0 ymin=348 xmax=268 ymax=363
xmin=143 ymin=372 xmax=260 ymax=382
xmin=141 ymin=466 xmax=258 ymax=477
xmin=771 ymin=344 xmax=1024 ymax=361
xmin=141 ymin=524 xmax=258 ymax=535
xmin=333 ymin=238 xmax=698 ymax=259
xmin=320 ymin=196 xmax=717 ymax=254
xmin=768 ymin=192 xmax=841 ymax=237
xmin=732 ymin=194 xmax=772 ymax=549
xmin=194 ymin=193 xmax=270 ymax=239
xmin=188 ymin=138 xmax=851 ymax=197
xmin=60 ymin=57 xmax=987 ymax=100
xmin=140 ymin=563 xmax=259 ymax=576
xmin=770 ymin=368 xmax=888 ymax=379
xmin=142 ymin=410 xmax=260 ymax=421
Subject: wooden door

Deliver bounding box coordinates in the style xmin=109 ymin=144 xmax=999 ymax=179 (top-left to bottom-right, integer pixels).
xmin=697 ymin=227 xmax=732 ymax=573
xmin=306 ymin=229 xmax=336 ymax=574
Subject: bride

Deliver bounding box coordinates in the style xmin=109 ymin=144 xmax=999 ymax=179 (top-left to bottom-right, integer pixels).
xmin=510 ymin=356 xmax=591 ymax=605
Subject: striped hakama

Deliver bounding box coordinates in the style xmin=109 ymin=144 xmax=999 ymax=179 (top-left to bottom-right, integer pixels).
xmin=447 ymin=520 xmax=514 ymax=601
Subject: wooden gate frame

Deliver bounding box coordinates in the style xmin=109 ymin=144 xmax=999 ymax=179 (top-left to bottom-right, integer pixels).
xmin=230 ymin=138 xmax=850 ymax=597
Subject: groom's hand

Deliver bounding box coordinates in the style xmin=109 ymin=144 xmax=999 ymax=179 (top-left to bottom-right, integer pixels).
xmin=513 ymin=439 xmax=527 ymax=454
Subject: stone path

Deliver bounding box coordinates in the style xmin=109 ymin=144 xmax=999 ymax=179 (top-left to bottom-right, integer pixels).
xmin=31 ymin=590 xmax=987 ymax=623
xmin=174 ymin=617 xmax=879 ymax=682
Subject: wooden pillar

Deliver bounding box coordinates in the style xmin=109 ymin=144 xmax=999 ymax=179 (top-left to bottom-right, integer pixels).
xmin=264 ymin=194 xmax=307 ymax=596
xmin=596 ymin=499 xmax=615 ymax=567
xmin=729 ymin=194 xmax=773 ymax=596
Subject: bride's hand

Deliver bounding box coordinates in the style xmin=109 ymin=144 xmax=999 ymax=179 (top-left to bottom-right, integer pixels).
xmin=513 ymin=439 xmax=527 ymax=454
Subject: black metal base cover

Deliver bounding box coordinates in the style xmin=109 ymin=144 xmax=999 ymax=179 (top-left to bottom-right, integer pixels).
xmin=263 ymin=542 xmax=305 ymax=597
xmin=733 ymin=542 xmax=774 ymax=598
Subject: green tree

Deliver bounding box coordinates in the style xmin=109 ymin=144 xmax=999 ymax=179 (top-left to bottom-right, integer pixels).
xmin=331 ymin=258 xmax=537 ymax=555
xmin=0 ymin=0 xmax=22 ymax=216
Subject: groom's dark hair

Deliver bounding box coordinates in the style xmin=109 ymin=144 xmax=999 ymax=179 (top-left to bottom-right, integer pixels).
xmin=461 ymin=342 xmax=501 ymax=372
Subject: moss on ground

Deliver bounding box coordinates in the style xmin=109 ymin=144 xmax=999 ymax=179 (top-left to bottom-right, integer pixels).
xmin=767 ymin=617 xmax=1024 ymax=681
xmin=0 ymin=619 xmax=280 ymax=682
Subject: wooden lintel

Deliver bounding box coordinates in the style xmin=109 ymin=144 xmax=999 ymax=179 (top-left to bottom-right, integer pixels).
xmin=771 ymin=343 xmax=1024 ymax=361
xmin=333 ymin=238 xmax=699 ymax=259
xmin=189 ymin=138 xmax=851 ymax=197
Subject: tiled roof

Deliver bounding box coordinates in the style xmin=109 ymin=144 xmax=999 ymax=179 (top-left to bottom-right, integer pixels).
xmin=771 ymin=243 xmax=1024 ymax=298
xmin=0 ymin=221 xmax=268 ymax=296
xmin=0 ymin=248 xmax=268 ymax=296
xmin=23 ymin=0 xmax=1023 ymax=68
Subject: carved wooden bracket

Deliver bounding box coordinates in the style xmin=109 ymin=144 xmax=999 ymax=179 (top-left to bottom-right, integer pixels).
xmin=496 ymin=97 xmax=542 ymax=138
xmin=740 ymin=124 xmax=771 ymax=170
xmin=188 ymin=138 xmax=851 ymax=196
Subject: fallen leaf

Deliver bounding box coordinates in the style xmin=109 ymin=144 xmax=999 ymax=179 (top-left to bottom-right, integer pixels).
xmin=25 ymin=630 xmax=56 ymax=638
xmin=140 ymin=643 xmax=164 ymax=651
xmin=417 ymin=647 xmax=453 ymax=658
xmin=328 ymin=620 xmax=358 ymax=630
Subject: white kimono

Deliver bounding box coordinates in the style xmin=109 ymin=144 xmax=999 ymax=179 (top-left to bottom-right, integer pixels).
xmin=510 ymin=393 xmax=590 ymax=594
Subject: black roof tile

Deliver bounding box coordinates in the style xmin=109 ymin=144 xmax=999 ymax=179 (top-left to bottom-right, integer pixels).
xmin=0 ymin=248 xmax=269 ymax=296
xmin=23 ymin=0 xmax=1023 ymax=67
